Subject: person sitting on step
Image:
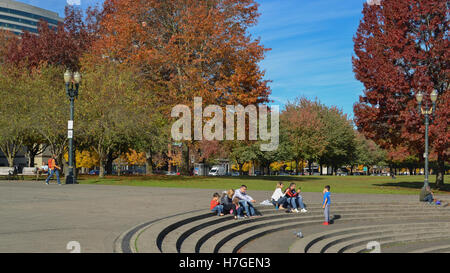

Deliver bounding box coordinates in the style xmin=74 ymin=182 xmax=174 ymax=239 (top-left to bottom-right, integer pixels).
xmin=233 ymin=185 xmax=257 ymax=218
xmin=271 ymin=182 xmax=287 ymax=210
xmin=210 ymin=193 xmax=224 ymax=216
xmin=419 ymin=185 xmax=445 ymax=205
xmin=220 ymin=189 xmax=235 ymax=215
xmin=420 ymin=186 xmax=436 ymax=204
xmin=284 ymin=183 xmax=307 ymax=213
xmin=232 ymin=198 xmax=244 ymax=219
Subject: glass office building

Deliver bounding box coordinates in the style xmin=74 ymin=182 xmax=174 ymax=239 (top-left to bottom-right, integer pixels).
xmin=0 ymin=0 xmax=63 ymax=35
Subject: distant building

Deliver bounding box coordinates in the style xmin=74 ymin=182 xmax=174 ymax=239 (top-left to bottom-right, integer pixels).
xmin=0 ymin=0 xmax=63 ymax=35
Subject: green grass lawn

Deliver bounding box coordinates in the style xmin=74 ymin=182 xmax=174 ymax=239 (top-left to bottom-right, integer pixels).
xmin=76 ymin=174 xmax=450 ymax=195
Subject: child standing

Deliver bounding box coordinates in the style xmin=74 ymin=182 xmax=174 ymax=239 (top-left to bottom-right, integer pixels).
xmin=322 ymin=185 xmax=331 ymax=225
xmin=210 ymin=193 xmax=224 ymax=216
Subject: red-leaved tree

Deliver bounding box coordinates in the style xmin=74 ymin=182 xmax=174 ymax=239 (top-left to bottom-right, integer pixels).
xmin=353 ymin=0 xmax=449 ymax=188
xmin=5 ymin=5 xmax=99 ymax=70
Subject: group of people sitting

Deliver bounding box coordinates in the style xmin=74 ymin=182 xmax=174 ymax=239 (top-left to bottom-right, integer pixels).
xmin=270 ymin=182 xmax=307 ymax=213
xmin=210 ymin=185 xmax=258 ymax=219
xmin=209 ymin=182 xmax=311 ymax=220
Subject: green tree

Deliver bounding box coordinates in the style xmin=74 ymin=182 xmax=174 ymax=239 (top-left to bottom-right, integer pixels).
xmin=351 ymin=132 xmax=386 ymax=174
xmin=318 ymin=106 xmax=356 ymax=174
xmin=77 ymin=60 xmax=142 ymax=178
xmin=0 ymin=65 xmax=29 ymax=167
xmin=281 ymin=98 xmax=328 ymax=174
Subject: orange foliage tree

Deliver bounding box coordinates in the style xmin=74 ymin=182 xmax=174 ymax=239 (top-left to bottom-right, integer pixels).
xmin=89 ymin=0 xmax=272 ymax=174
xmin=92 ymin=0 xmax=270 ymax=106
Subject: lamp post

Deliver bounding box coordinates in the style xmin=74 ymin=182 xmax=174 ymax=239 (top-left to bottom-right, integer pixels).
xmin=64 ymin=70 xmax=81 ymax=184
xmin=415 ymin=89 xmax=438 ymax=189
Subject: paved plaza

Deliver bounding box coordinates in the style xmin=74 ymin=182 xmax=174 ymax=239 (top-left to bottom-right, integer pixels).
xmin=0 ymin=181 xmax=448 ymax=253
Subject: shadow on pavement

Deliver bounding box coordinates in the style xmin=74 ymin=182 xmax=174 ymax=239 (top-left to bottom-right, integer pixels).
xmin=373 ymin=181 xmax=450 ymax=192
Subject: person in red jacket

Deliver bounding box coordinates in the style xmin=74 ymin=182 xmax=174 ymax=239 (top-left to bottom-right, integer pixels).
xmin=210 ymin=193 xmax=224 ymax=216
xmin=284 ymin=183 xmax=307 ymax=213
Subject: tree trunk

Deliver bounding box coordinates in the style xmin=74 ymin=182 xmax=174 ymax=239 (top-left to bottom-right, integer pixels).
xmin=146 ymin=159 xmax=153 ymax=175
xmin=182 ymin=143 xmax=190 ymax=175
xmin=105 ymin=152 xmax=114 ymax=175
xmin=146 ymin=151 xmax=154 ymax=175
xmin=99 ymin=163 xmax=105 ymax=178
xmin=435 ymin=153 xmax=445 ymax=189
xmin=28 ymin=154 xmax=35 ymax=167
xmin=7 ymin=154 xmax=14 ymax=167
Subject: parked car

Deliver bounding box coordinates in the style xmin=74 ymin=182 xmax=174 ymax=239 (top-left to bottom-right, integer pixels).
xmin=89 ymin=170 xmax=99 ymax=175
xmin=336 ymin=168 xmax=349 ymax=176
xmin=209 ymin=165 xmax=226 ymax=176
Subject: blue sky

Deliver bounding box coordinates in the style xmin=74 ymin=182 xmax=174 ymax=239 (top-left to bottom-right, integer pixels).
xmin=18 ymin=0 xmax=367 ymax=118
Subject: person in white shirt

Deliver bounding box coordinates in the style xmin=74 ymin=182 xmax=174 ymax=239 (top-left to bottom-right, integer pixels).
xmin=36 ymin=164 xmax=49 ymax=180
xmin=233 ymin=185 xmax=257 ymax=217
xmin=271 ymin=182 xmax=287 ymax=210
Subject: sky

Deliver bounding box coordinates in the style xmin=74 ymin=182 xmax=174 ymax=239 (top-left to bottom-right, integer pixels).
xmin=17 ymin=0 xmax=369 ymax=118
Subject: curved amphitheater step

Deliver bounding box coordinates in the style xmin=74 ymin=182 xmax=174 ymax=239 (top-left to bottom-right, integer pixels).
xmin=408 ymin=243 xmax=450 ymax=253
xmin=115 ymin=202 xmax=450 ymax=253
xmin=289 ymin=222 xmax=450 ymax=253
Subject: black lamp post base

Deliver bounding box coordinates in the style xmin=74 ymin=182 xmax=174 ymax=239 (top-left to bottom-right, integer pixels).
xmin=65 ymin=175 xmax=76 ymax=184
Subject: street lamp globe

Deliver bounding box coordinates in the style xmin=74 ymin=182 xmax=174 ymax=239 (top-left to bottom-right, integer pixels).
xmin=74 ymin=72 xmax=81 ymax=84
xmin=430 ymin=90 xmax=438 ymax=103
xmin=415 ymin=91 xmax=424 ymax=103
xmin=64 ymin=70 xmax=72 ymax=84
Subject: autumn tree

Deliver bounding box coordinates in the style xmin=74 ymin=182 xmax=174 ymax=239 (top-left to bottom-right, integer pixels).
xmin=91 ymin=0 xmax=271 ymax=174
xmin=353 ymin=0 xmax=449 ymax=188
xmin=281 ymin=98 xmax=328 ymax=174
xmin=0 ymin=6 xmax=100 ymax=172
xmin=77 ymin=59 xmax=144 ymax=178
xmin=351 ymin=132 xmax=386 ymax=174
xmin=94 ymin=0 xmax=270 ymax=105
xmin=317 ymin=105 xmax=357 ymax=174
xmin=229 ymin=141 xmax=258 ymax=175
xmin=5 ymin=5 xmax=99 ymax=70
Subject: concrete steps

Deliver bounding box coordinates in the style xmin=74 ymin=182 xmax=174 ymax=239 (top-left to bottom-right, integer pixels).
xmin=114 ymin=202 xmax=450 ymax=253
xmin=341 ymin=231 xmax=450 ymax=253
xmin=409 ymin=244 xmax=450 ymax=253
xmin=291 ymin=222 xmax=450 ymax=253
